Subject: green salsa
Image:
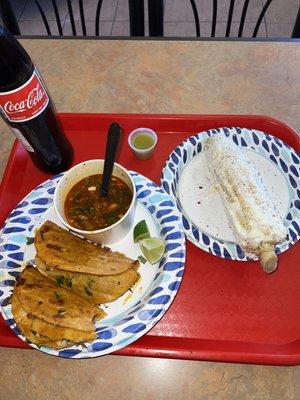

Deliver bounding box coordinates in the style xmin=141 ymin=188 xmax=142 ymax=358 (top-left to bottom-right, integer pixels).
xmin=133 ymin=133 xmax=155 ymax=150
xmin=65 ymin=174 xmax=132 ymax=231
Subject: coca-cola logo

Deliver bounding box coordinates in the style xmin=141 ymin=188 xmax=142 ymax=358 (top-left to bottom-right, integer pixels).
xmin=4 ymin=83 xmax=45 ymax=115
xmin=0 ymin=70 xmax=49 ymax=122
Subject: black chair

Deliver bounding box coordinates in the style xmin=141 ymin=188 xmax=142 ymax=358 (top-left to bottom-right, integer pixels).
xmin=150 ymin=0 xmax=300 ymax=38
xmin=1 ymin=0 xmax=300 ymax=38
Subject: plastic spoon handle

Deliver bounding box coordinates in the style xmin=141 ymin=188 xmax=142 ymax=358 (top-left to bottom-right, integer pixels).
xmin=101 ymin=123 xmax=122 ymax=196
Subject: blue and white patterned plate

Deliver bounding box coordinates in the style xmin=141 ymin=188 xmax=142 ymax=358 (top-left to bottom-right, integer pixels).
xmin=161 ymin=127 xmax=300 ymax=261
xmin=0 ymin=172 xmax=185 ymax=358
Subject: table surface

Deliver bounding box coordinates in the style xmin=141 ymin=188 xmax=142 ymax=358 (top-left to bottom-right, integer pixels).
xmin=0 ymin=39 xmax=299 ymax=400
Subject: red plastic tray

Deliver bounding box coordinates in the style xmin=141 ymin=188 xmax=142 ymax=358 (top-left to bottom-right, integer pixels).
xmin=1 ymin=113 xmax=299 ymax=365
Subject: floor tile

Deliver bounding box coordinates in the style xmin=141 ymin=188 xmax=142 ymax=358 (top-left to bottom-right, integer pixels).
xmin=70 ymin=0 xmax=118 ymax=21
xmin=266 ymin=23 xmax=295 ymax=37
xmin=115 ymin=0 xmax=151 ymax=21
xmin=164 ymin=0 xmax=201 ymax=22
xmin=18 ymin=19 xmax=61 ymax=35
xmin=115 ymin=0 xmax=129 ymax=21
xmin=164 ymin=21 xmax=201 ymax=36
xmin=263 ymin=0 xmax=299 ymax=24
xmin=230 ymin=21 xmax=267 ymax=38
xmin=164 ymin=0 xmax=265 ymax=23
xmin=164 ymin=20 xmax=267 ymax=38
xmin=224 ymin=21 xmax=267 ymax=37
xmin=111 ymin=19 xmax=151 ymax=36
xmin=21 ymin=0 xmax=69 ymax=21
xmin=111 ymin=20 xmax=130 ymax=36
xmin=115 ymin=0 xmax=127 ymax=21
xmin=63 ymin=20 xmax=113 ymax=36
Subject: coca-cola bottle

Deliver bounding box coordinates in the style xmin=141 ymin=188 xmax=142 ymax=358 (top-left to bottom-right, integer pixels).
xmin=0 ymin=25 xmax=73 ymax=174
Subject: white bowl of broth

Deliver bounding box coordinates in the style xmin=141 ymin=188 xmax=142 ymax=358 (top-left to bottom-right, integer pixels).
xmin=54 ymin=160 xmax=136 ymax=245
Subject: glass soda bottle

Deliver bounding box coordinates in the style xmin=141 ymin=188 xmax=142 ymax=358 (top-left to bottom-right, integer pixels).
xmin=0 ymin=25 xmax=73 ymax=174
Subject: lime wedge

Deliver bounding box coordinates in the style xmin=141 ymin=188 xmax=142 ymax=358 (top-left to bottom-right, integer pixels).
xmin=133 ymin=220 xmax=150 ymax=243
xmin=139 ymin=237 xmax=165 ymax=264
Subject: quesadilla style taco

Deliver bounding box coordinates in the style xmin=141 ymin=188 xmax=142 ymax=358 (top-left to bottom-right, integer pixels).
xmin=12 ymin=290 xmax=96 ymax=349
xmin=36 ymin=256 xmax=140 ymax=304
xmin=15 ymin=266 xmax=105 ymax=331
xmin=35 ymin=221 xmax=138 ymax=276
xmin=34 ymin=221 xmax=140 ymax=304
xmin=11 ymin=265 xmax=105 ymax=351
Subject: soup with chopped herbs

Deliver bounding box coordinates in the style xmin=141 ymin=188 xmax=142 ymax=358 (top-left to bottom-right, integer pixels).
xmin=65 ymin=174 xmax=132 ymax=231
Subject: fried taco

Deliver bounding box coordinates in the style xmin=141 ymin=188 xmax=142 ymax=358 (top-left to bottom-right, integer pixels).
xmin=35 ymin=221 xmax=138 ymax=276
xmin=35 ymin=221 xmax=140 ymax=304
xmin=11 ymin=265 xmax=105 ymax=349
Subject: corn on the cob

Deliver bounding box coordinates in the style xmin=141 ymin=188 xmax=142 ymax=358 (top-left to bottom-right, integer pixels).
xmin=206 ymin=135 xmax=287 ymax=273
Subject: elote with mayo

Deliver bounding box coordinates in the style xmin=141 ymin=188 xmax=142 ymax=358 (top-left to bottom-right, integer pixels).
xmin=206 ymin=135 xmax=287 ymax=273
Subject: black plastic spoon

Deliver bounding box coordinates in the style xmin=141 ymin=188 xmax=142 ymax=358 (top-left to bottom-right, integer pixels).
xmin=100 ymin=122 xmax=122 ymax=197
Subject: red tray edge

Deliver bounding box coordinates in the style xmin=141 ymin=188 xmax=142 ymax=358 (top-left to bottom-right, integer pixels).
xmin=57 ymin=112 xmax=298 ymax=127
xmin=115 ymin=336 xmax=300 ymax=366
xmin=59 ymin=111 xmax=299 ymax=133
xmin=2 ymin=336 xmax=299 ymax=366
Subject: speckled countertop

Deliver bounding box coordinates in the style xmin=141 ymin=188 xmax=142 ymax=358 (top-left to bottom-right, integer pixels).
xmin=0 ymin=39 xmax=299 ymax=400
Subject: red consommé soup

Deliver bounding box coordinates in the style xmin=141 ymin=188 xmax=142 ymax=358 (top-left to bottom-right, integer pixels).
xmin=64 ymin=174 xmax=132 ymax=231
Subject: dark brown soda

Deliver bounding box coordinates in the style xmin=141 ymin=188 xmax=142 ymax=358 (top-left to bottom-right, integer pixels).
xmin=0 ymin=25 xmax=73 ymax=174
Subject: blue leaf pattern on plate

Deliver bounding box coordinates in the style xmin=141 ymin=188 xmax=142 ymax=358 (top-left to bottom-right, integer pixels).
xmin=161 ymin=216 xmax=179 ymax=224
xmin=168 ymin=281 xmax=180 ymax=291
xmin=10 ymin=217 xmax=31 ymax=224
xmin=290 ymin=165 xmax=299 ymax=177
xmin=28 ymin=208 xmax=48 ymax=215
xmin=166 ymin=243 xmax=181 ymax=251
xmin=3 ymin=227 xmax=25 ymax=234
xmin=182 ymin=215 xmax=190 ymax=230
xmin=3 ymin=244 xmax=20 ymax=251
xmin=9 ymin=210 xmax=23 ymax=218
xmin=138 ymin=309 xmax=162 ymax=320
xmin=149 ymin=287 xmax=164 ymax=296
xmin=97 ymin=329 xmax=117 ymax=340
xmin=31 ymin=198 xmax=51 ymax=205
xmin=8 ymin=271 xmax=20 ymax=278
xmin=137 ymin=190 xmax=151 ymax=199
xmin=58 ymin=349 xmax=82 ymax=357
xmin=122 ymin=323 xmax=146 ymax=333
xmin=160 ymin=226 xmax=174 ymax=235
xmin=148 ymin=295 xmax=170 ymax=305
xmin=8 ymin=253 xmax=24 ymax=262
xmin=165 ymin=232 xmax=182 ymax=240
xmin=163 ymin=262 xmax=183 ymax=271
